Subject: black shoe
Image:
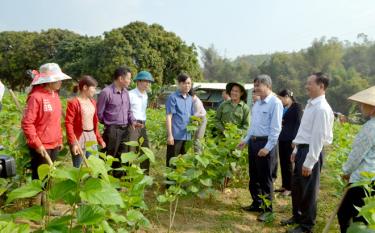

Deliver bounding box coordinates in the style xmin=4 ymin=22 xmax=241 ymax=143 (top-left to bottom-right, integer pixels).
xmin=281 ymin=217 xmax=297 ymax=226
xmin=241 ymin=205 xmax=262 ymax=212
xmin=257 ymin=211 xmax=273 ymax=222
xmin=286 ymin=226 xmax=312 ymax=233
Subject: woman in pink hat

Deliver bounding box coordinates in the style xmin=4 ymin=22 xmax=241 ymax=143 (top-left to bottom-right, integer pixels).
xmin=22 ymin=63 xmax=71 ymax=180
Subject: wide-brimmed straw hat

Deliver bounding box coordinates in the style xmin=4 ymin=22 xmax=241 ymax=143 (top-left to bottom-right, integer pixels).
xmin=31 ymin=63 xmax=72 ymax=86
xmin=226 ymin=82 xmax=247 ymax=102
xmin=348 ymin=86 xmax=375 ymax=107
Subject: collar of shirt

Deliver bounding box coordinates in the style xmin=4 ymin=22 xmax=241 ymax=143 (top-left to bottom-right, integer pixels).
xmin=176 ymin=90 xmax=190 ymax=99
xmin=111 ymin=83 xmax=125 ymax=94
xmin=307 ymin=95 xmax=326 ymax=106
xmin=134 ymin=87 xmax=147 ymax=98
xmin=261 ymin=93 xmax=273 ymax=104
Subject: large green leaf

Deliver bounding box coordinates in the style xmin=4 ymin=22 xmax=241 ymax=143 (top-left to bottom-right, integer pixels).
xmin=87 ymin=156 xmax=109 ymax=181
xmin=53 ymin=167 xmax=81 ymax=183
xmin=77 ymin=205 xmax=105 ymax=225
xmin=199 ymin=178 xmax=213 ymax=187
xmin=13 ymin=205 xmax=44 ymax=221
xmin=80 ymin=178 xmax=124 ymax=207
xmin=195 ymin=155 xmax=209 ymax=168
xmin=49 ymin=179 xmax=77 ymax=202
xmin=37 ymin=164 xmax=50 ymax=180
xmin=45 ymin=215 xmax=72 ymax=232
xmin=6 ymin=180 xmax=42 ymax=204
xmin=125 ymin=141 xmax=139 ymax=147
xmin=121 ymin=152 xmax=138 ymax=164
xmin=140 ymin=147 xmax=155 ymax=163
xmin=0 ymin=221 xmax=29 ymax=233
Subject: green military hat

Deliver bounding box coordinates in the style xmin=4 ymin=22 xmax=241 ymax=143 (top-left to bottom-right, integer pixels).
xmin=134 ymin=71 xmax=154 ymax=82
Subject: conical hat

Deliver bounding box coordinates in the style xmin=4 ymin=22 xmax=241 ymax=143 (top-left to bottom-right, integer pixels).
xmin=348 ymin=86 xmax=375 ymax=106
xmin=31 ymin=63 xmax=72 ymax=86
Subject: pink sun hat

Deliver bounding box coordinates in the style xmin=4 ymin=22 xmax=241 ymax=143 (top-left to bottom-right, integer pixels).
xmin=31 ymin=63 xmax=72 ymax=86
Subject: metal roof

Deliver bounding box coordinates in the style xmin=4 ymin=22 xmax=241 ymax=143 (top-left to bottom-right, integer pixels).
xmin=193 ymin=82 xmax=253 ymax=90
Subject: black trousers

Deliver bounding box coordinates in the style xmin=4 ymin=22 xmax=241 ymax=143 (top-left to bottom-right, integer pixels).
xmin=291 ymin=146 xmax=322 ymax=231
xmin=278 ymin=140 xmax=294 ymax=190
xmin=166 ymin=140 xmax=187 ymax=167
xmin=29 ymin=147 xmax=59 ymax=180
xmin=272 ymin=144 xmax=278 ymax=182
xmin=337 ymin=185 xmax=372 ymax=233
xmin=248 ymin=139 xmax=276 ymax=211
xmin=127 ymin=126 xmax=150 ymax=174
xmin=102 ymin=125 xmax=129 ymax=177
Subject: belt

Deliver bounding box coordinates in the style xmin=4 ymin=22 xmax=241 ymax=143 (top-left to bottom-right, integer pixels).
xmin=112 ymin=124 xmax=128 ymax=129
xmin=83 ymin=129 xmax=94 ymax=132
xmin=136 ymin=120 xmax=146 ymax=124
xmin=250 ymin=136 xmax=268 ymax=142
xmin=298 ymin=144 xmax=309 ymax=149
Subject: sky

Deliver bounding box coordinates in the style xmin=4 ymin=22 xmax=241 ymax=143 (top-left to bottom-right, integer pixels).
xmin=1 ymin=0 xmax=375 ymax=58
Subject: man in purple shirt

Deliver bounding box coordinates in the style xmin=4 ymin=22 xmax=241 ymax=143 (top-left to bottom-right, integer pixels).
xmin=97 ymin=66 xmax=141 ymax=177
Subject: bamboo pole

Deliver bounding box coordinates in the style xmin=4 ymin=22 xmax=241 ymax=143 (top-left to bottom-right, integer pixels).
xmin=322 ymin=188 xmax=348 ymax=233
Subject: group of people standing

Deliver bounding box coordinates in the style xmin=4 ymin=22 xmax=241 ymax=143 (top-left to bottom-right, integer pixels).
xmin=17 ymin=62 xmax=374 ymax=233
xmin=21 ymin=63 xmax=155 ymax=182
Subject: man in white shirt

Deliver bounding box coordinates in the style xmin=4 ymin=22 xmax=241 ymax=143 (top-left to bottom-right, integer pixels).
xmin=128 ymin=71 xmax=154 ymax=174
xmin=282 ymin=72 xmax=334 ymax=233
xmin=0 ymin=80 xmax=4 ymax=112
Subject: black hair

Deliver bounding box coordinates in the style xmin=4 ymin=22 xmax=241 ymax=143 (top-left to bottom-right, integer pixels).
xmin=73 ymin=75 xmax=98 ymax=93
xmin=312 ymin=72 xmax=329 ymax=90
xmin=278 ymin=89 xmax=296 ymax=102
xmin=188 ymin=88 xmax=195 ymax=96
xmin=177 ymin=73 xmax=191 ymax=83
xmin=113 ymin=67 xmax=131 ymax=80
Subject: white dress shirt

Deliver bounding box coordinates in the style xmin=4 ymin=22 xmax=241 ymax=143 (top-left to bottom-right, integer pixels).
xmin=0 ymin=81 xmax=4 ymax=102
xmin=129 ymin=88 xmax=148 ymax=121
xmin=292 ymin=95 xmax=334 ymax=169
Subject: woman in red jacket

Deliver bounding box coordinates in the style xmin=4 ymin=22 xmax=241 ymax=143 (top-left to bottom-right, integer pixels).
xmin=65 ymin=75 xmax=105 ymax=167
xmin=22 ymin=63 xmax=71 ymax=179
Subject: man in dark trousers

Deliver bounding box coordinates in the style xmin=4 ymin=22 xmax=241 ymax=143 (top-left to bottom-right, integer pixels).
xmin=281 ymin=72 xmax=334 ymax=233
xmin=238 ymin=74 xmax=283 ymax=222
xmin=97 ymin=67 xmax=142 ymax=177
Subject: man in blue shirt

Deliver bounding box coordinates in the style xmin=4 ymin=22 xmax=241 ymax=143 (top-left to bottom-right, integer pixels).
xmin=238 ymin=74 xmax=283 ymax=222
xmin=166 ymin=73 xmax=194 ymax=167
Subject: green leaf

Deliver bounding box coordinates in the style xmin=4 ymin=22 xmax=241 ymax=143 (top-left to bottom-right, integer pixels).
xmin=110 ymin=212 xmax=127 ymax=223
xmin=49 ymin=179 xmax=77 ymax=202
xmin=37 ymin=164 xmax=50 ymax=180
xmin=121 ymin=152 xmax=138 ymax=164
xmin=195 ymin=155 xmax=209 ymax=167
xmin=125 ymin=141 xmax=139 ymax=147
xmin=87 ymin=156 xmax=109 ymax=181
xmin=77 ymin=205 xmax=105 ymax=225
xmin=46 ymin=215 xmax=71 ymax=232
xmin=200 ymin=178 xmax=213 ymax=187
xmin=126 ymin=209 xmax=149 ymax=227
xmin=85 ymin=140 xmax=97 ymax=148
xmin=53 ymin=167 xmax=81 ymax=183
xmin=6 ymin=180 xmax=42 ymax=204
xmin=13 ymin=205 xmax=44 ymax=221
xmin=139 ymin=137 xmax=145 ymax=145
xmin=140 ymin=147 xmax=155 ymax=163
xmin=157 ymin=195 xmax=168 ymax=203
xmin=0 ymin=222 xmax=29 ymax=233
xmin=80 ymin=178 xmax=124 ymax=207
xmin=101 ymin=220 xmax=116 ymax=233
xmin=189 ymin=185 xmax=199 ymax=193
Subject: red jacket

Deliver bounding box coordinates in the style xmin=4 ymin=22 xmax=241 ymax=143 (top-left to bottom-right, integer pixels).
xmin=22 ymin=86 xmax=63 ymax=149
xmin=65 ymin=97 xmax=104 ymax=146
